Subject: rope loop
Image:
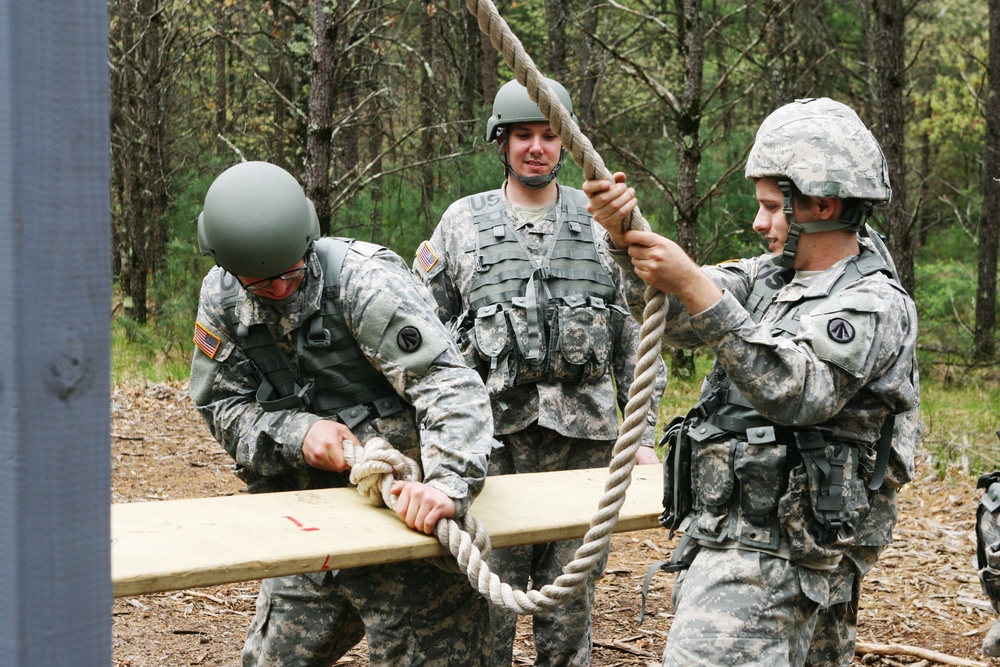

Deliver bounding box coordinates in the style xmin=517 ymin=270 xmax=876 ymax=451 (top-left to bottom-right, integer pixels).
xmin=344 ymin=437 xmax=420 ymax=509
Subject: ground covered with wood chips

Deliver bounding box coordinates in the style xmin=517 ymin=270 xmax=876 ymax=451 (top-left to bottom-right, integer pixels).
xmin=112 ymin=381 xmax=999 ymax=667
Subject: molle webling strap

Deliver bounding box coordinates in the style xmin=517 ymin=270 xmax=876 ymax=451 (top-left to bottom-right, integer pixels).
xmin=774 ymin=180 xmax=800 ymax=269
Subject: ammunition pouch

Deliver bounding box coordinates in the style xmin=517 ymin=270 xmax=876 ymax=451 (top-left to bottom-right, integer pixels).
xmin=466 ymin=297 xmax=625 ymax=397
xmin=682 ymin=416 xmax=874 ymax=560
xmin=659 ymin=415 xmax=693 ymax=537
xmin=779 ymin=435 xmax=873 ymax=561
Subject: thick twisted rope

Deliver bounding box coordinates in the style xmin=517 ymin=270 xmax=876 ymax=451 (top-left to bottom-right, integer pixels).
xmin=343 ymin=437 xmax=492 ymax=568
xmin=345 ymin=1 xmax=670 ymax=614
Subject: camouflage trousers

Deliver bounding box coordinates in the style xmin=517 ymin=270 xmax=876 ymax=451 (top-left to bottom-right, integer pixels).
xmin=242 ymin=558 xmax=491 ymax=667
xmin=804 ymin=545 xmax=883 ymax=666
xmin=488 ymin=426 xmax=613 ymax=667
xmin=663 ymin=547 xmax=829 ymax=667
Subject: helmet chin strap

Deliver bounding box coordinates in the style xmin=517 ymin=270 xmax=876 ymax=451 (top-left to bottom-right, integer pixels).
xmin=773 ymin=180 xmax=874 ymax=269
xmin=774 ymin=180 xmax=800 ymax=269
xmin=496 ymin=132 xmax=564 ymax=189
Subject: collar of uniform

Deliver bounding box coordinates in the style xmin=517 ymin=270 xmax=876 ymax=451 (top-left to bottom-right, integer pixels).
xmin=775 ymin=254 xmax=857 ymax=302
xmin=501 ymin=181 xmax=559 ymax=234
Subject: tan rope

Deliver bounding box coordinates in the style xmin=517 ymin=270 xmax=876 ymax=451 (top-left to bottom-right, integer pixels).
xmin=343 ymin=438 xmax=492 ymax=567
xmin=345 ymin=0 xmax=670 ymax=614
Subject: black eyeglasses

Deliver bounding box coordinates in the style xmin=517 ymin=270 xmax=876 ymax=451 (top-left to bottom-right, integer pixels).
xmin=239 ymin=265 xmax=308 ymax=293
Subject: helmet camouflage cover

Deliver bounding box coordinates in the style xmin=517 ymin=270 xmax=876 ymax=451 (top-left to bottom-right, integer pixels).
xmin=745 ymin=97 xmax=892 ymax=203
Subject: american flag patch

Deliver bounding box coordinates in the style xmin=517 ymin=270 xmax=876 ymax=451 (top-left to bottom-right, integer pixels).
xmin=194 ymin=322 xmax=222 ymax=359
xmin=416 ymin=241 xmax=439 ymax=272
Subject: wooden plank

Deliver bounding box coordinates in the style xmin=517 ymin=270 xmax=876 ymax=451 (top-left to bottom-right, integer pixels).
xmin=112 ymin=465 xmax=663 ymax=597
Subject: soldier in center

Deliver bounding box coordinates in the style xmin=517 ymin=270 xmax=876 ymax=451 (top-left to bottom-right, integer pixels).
xmin=413 ymin=78 xmax=664 ymax=667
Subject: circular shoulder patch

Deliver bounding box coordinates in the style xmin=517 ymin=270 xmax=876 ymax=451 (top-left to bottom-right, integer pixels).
xmin=397 ymin=326 xmax=422 ymax=352
xmin=827 ymin=318 xmax=856 ymax=343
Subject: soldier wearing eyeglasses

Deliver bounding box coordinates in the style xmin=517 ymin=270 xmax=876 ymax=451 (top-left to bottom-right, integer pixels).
xmin=189 ymin=161 xmax=497 ymax=667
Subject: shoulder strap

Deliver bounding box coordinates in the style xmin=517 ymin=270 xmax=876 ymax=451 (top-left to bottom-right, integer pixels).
xmin=315 ymin=237 xmax=353 ymax=290
xmin=235 ymin=239 xmax=355 ymax=411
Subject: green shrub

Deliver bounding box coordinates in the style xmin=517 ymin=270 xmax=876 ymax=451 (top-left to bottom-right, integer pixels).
xmin=914 ymin=259 xmax=978 ymax=362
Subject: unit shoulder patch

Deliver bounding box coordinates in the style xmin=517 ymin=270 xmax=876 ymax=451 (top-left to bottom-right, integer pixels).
xmin=827 ymin=317 xmax=856 ymax=343
xmin=396 ymin=325 xmax=422 ymax=352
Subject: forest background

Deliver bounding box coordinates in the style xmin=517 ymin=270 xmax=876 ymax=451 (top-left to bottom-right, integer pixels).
xmin=109 ymin=0 xmax=1000 ymax=471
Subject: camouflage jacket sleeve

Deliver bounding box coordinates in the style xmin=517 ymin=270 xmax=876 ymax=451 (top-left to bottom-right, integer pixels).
xmin=412 ymin=200 xmax=472 ymax=325
xmin=188 ymin=268 xmax=322 ymax=481
xmin=599 ymin=230 xmax=760 ymax=351
xmin=341 ymin=245 xmax=494 ymax=516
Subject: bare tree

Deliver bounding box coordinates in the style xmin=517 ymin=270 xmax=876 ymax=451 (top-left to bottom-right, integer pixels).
xmin=873 ymin=0 xmax=917 ymax=294
xmin=306 ymin=0 xmax=337 ymax=234
xmin=214 ymin=0 xmax=229 ymax=146
xmin=144 ymin=0 xmax=170 ymax=273
xmin=576 ymin=0 xmax=601 ymax=126
xmin=546 ymin=0 xmax=570 ymax=82
xmin=109 ymin=0 xmax=175 ymax=326
xmin=461 ymin=7 xmax=484 ymax=120
xmin=110 ymin=0 xmax=146 ymax=323
xmin=975 ymin=0 xmax=1000 ymax=361
xmin=419 ymin=1 xmax=438 ymax=223
xmin=265 ymin=0 xmax=303 ymax=169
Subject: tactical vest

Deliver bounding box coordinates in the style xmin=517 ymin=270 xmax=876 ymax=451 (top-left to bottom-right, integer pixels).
xmin=664 ymin=247 xmax=901 ymax=558
xmin=463 ymin=186 xmax=625 ymax=395
xmin=222 ymin=237 xmax=406 ymax=430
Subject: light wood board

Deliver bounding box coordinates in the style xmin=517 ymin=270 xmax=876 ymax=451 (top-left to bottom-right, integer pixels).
xmin=112 ymin=465 xmax=664 ymax=597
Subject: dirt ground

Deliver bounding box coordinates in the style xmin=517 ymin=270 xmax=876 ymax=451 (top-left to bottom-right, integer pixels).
xmin=112 ymin=380 xmax=1000 ymax=667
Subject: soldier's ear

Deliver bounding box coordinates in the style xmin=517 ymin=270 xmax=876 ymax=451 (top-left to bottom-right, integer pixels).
xmin=812 ymin=196 xmax=841 ymax=221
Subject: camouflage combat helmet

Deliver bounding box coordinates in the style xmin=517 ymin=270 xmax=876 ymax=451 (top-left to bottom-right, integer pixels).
xmin=197 ymin=161 xmax=320 ymax=277
xmin=485 ymin=78 xmax=576 ymax=189
xmin=745 ymin=98 xmax=892 ymax=268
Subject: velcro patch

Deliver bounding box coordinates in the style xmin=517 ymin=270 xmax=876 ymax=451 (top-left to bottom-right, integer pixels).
xmin=194 ymin=322 xmax=222 ymax=359
xmin=416 ymin=240 xmax=439 ymax=273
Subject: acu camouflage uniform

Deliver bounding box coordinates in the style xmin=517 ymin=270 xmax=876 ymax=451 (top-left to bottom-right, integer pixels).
xmin=805 ymin=233 xmax=922 ymax=667
xmin=414 ymin=184 xmax=663 ymax=667
xmin=975 ymin=438 xmax=1000 ymax=658
xmin=190 ymin=238 xmax=496 ymax=667
xmin=613 ymin=241 xmax=918 ymax=667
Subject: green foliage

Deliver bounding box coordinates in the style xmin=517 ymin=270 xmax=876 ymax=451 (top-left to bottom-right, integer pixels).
xmin=911 ymin=0 xmax=988 ymax=145
xmin=112 ymin=316 xmax=193 ymax=383
xmin=914 ymin=258 xmax=979 ymax=361
xmin=331 ymin=147 xmax=503 ymax=257
xmin=106 ymin=0 xmax=999 ymax=477
xmin=920 ymin=366 xmax=1000 ymax=477
xmin=656 ymin=351 xmax=713 ymax=425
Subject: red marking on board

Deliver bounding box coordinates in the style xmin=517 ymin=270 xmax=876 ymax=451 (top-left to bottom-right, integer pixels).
xmin=283 ymin=515 xmax=320 ymax=532
xmin=321 ymin=554 xmax=332 ymax=570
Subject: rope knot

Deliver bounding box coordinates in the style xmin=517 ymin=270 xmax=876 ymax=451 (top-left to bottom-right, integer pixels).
xmin=346 ymin=437 xmax=421 ymax=508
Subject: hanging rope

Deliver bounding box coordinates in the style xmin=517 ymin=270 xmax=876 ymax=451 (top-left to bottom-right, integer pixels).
xmin=344 ymin=0 xmax=670 ymax=615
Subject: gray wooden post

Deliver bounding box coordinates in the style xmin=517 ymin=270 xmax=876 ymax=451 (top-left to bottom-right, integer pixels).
xmin=0 ymin=1 xmax=111 ymax=664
